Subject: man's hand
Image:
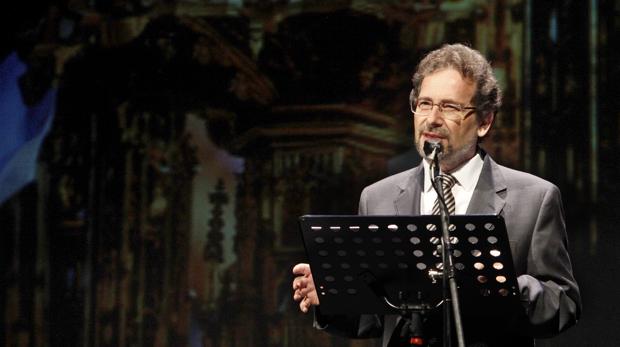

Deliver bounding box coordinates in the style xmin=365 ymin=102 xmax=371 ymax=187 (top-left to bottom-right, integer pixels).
xmin=292 ymin=263 xmax=320 ymax=313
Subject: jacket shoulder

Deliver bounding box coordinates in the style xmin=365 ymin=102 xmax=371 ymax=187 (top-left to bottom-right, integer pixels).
xmin=491 ymin=160 xmax=559 ymax=195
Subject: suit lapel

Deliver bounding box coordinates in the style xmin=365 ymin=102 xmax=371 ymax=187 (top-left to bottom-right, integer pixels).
xmin=394 ymin=164 xmax=423 ymax=215
xmin=386 ymin=164 xmax=423 ymax=346
xmin=467 ymin=153 xmax=506 ymax=215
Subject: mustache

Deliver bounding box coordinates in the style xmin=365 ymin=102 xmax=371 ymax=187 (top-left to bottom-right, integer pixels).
xmin=420 ymin=126 xmax=449 ymax=138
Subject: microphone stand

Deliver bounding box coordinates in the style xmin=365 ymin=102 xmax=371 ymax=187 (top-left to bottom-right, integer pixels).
xmin=430 ymin=150 xmax=466 ymax=347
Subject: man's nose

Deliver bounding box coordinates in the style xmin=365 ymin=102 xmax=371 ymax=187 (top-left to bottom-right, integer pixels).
xmin=426 ymin=105 xmax=444 ymax=125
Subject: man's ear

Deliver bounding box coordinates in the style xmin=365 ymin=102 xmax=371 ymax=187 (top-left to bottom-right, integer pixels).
xmin=477 ymin=112 xmax=495 ymax=137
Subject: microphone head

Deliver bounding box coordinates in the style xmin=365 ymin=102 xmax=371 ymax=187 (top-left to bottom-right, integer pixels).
xmin=423 ymin=140 xmax=443 ymax=156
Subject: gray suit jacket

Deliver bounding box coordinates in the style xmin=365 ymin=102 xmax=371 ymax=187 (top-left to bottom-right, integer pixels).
xmin=315 ymin=153 xmax=581 ymax=346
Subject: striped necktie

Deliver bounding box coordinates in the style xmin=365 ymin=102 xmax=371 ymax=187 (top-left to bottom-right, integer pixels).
xmin=432 ymin=173 xmax=457 ymax=215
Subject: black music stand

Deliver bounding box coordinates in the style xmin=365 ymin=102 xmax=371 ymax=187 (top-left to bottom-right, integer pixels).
xmin=298 ymin=214 xmax=522 ymax=323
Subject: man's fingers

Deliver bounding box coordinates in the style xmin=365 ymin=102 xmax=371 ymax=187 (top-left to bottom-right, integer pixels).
xmin=306 ymin=292 xmax=319 ymax=306
xmin=299 ymin=296 xmax=311 ymax=313
xmin=292 ymin=276 xmax=310 ymax=290
xmin=292 ymin=263 xmax=311 ymax=276
xmin=296 ymin=286 xmax=315 ymax=298
xmin=292 ymin=262 xmax=319 ymax=313
xmin=293 ymin=287 xmax=308 ymax=301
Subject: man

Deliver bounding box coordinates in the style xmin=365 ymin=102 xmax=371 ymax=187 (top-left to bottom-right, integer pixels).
xmin=292 ymin=43 xmax=581 ymax=346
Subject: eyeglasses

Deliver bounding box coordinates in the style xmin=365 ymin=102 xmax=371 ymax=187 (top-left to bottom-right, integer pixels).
xmin=411 ymin=99 xmax=476 ymax=122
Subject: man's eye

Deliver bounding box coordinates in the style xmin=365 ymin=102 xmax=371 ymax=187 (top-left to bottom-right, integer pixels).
xmin=441 ymin=103 xmax=460 ymax=112
xmin=418 ymin=101 xmax=433 ymax=108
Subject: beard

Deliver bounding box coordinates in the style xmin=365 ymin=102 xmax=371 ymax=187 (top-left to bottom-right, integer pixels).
xmin=415 ymin=128 xmax=478 ymax=172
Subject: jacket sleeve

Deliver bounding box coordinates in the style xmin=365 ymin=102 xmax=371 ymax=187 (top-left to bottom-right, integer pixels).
xmin=517 ymin=185 xmax=581 ymax=337
xmin=313 ymin=308 xmax=383 ymax=339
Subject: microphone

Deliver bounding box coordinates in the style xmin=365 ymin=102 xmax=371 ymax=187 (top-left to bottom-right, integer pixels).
xmin=423 ymin=140 xmax=443 ymax=160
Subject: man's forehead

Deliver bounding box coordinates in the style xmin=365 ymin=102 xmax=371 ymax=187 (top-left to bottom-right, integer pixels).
xmin=418 ymin=68 xmax=476 ymax=100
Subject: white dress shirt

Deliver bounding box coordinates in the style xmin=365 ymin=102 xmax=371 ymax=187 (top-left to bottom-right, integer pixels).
xmin=420 ymin=151 xmax=485 ymax=215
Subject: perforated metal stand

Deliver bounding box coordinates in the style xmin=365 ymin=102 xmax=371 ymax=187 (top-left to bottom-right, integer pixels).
xmin=298 ymin=214 xmax=520 ymax=320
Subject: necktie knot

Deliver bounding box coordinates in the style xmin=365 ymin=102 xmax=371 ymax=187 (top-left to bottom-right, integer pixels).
xmin=438 ymin=173 xmax=457 ymax=190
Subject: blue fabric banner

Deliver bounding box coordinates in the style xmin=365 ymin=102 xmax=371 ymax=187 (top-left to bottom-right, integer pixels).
xmin=0 ymin=52 xmax=56 ymax=205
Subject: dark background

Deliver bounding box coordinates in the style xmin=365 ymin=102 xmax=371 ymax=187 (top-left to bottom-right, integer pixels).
xmin=1 ymin=1 xmax=619 ymax=346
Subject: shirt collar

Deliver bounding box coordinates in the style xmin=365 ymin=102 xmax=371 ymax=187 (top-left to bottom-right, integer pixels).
xmin=423 ymin=150 xmax=485 ymax=192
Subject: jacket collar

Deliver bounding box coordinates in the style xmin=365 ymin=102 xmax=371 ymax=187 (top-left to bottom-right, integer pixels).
xmin=466 ymin=152 xmax=507 ymax=215
xmin=394 ymin=164 xmax=423 ymax=215
xmin=392 ymin=151 xmax=506 ymax=216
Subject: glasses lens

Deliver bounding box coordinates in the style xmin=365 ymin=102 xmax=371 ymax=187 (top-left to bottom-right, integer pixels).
xmin=412 ymin=100 xmax=473 ymax=121
xmin=440 ymin=103 xmax=461 ymax=120
xmin=413 ymin=100 xmax=432 ymax=115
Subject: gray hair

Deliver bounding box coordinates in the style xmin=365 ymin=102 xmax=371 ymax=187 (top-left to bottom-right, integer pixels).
xmin=409 ymin=43 xmax=502 ymax=121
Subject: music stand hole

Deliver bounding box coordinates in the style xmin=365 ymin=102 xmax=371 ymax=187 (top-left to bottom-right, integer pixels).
xmin=375 ymin=250 xmax=385 ymax=256
xmin=493 ymin=262 xmax=504 ymax=270
xmin=349 ymin=226 xmax=360 ymax=231
xmin=334 ymin=237 xmax=344 ymax=244
xmin=410 ymin=237 xmax=421 ymax=245
xmin=474 ymin=262 xmax=485 ymax=270
xmin=477 ymin=275 xmax=488 ymax=284
xmin=455 ymin=263 xmax=465 ymax=270
xmin=465 ymin=223 xmax=476 ymax=231
xmin=426 ymin=224 xmax=437 ymax=232
xmin=325 ymin=276 xmax=335 ymax=282
xmin=311 ymin=226 xmax=322 ymax=231
xmin=337 ymin=250 xmax=347 ymax=257
xmin=388 ymin=224 xmax=398 ymax=231
xmin=484 ymin=222 xmax=496 ymax=231
xmin=330 ymin=226 xmax=341 ymax=231
xmin=471 ymin=249 xmax=482 ymax=257
xmin=314 ymin=237 xmax=325 ymax=244
xmin=356 ymin=250 xmax=366 ymax=256
xmin=394 ymin=249 xmax=405 ymax=256
xmin=490 ymin=249 xmax=501 ymax=257
xmin=407 ymin=224 xmax=417 ymax=232
xmin=416 ymin=263 xmax=427 ymax=270
xmin=496 ymin=275 xmax=507 ymax=283
xmin=368 ymin=224 xmax=379 ymax=231
xmin=487 ymin=236 xmax=498 ymax=244
xmin=318 ymin=250 xmax=328 ymax=256
xmin=413 ymin=250 xmax=424 ymax=257
xmin=468 ymin=236 xmax=479 ymax=244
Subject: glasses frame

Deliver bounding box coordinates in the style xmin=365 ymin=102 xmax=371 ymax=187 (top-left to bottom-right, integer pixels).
xmin=411 ymin=98 xmax=477 ymax=122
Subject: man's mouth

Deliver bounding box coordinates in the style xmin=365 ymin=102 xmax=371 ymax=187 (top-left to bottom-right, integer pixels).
xmin=422 ymin=132 xmax=446 ymax=140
